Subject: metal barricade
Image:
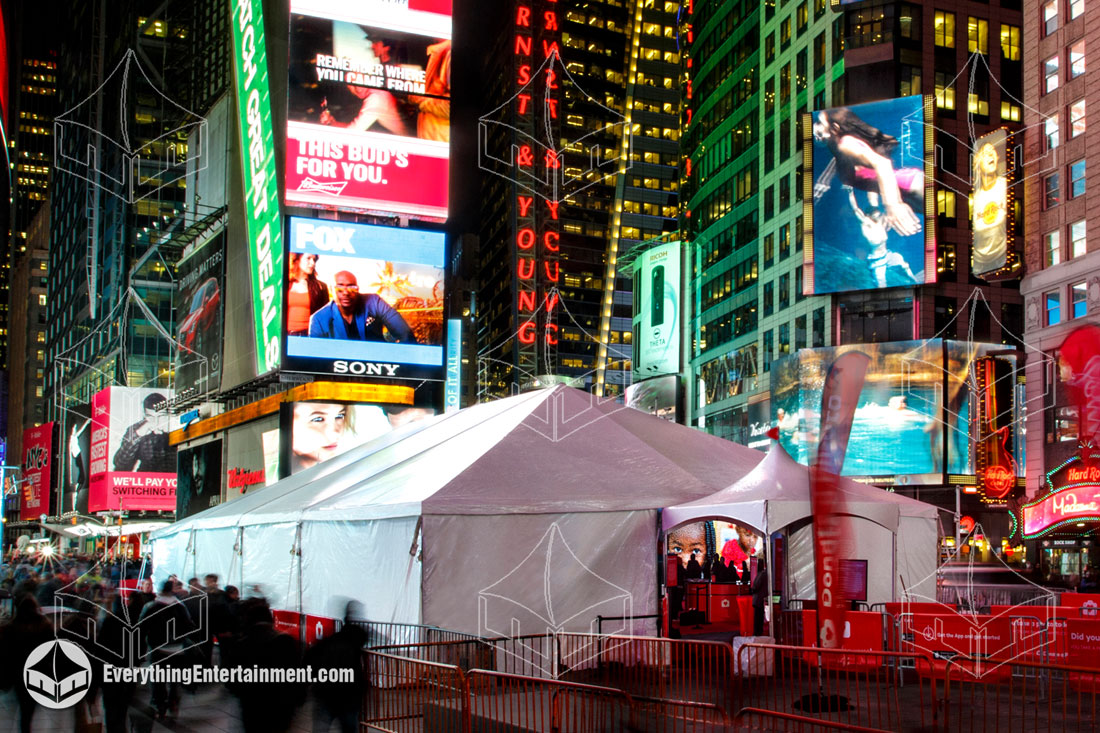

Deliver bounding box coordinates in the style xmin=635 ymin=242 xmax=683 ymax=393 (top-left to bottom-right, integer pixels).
xmin=735 ymin=707 xmax=896 ymax=732
xmin=364 ymin=650 xmax=469 ymax=733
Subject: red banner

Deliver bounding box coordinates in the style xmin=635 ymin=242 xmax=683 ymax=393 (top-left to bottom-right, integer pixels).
xmin=810 ymin=351 xmax=870 ymax=648
xmin=20 ymin=423 xmax=54 ymax=515
xmin=1060 ymin=325 xmax=1100 ymax=445
xmin=1061 ymin=593 xmax=1100 ymax=617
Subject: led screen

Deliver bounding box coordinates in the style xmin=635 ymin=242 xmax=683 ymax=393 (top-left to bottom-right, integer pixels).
xmin=633 ymin=242 xmax=681 ymax=377
xmin=89 ymin=387 xmax=177 ymax=512
xmin=286 ymin=0 xmax=452 ymax=219
xmin=62 ymin=403 xmax=92 ymax=515
xmin=21 ymin=423 xmax=54 ymax=516
xmin=625 ymin=375 xmax=680 ymax=423
xmin=971 ymin=129 xmax=1008 ymax=277
xmin=805 ymin=95 xmax=935 ymax=295
xmin=176 ymin=440 xmax=223 ymax=520
xmin=666 ymin=520 xmax=763 ymax=581
xmin=288 ymin=401 xmax=435 ymax=473
xmin=175 ymin=232 xmax=225 ymax=397
xmin=771 ymin=341 xmax=949 ymax=483
xmin=283 ymin=217 xmax=445 ymax=378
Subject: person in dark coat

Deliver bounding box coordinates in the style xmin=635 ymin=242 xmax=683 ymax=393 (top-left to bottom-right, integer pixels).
xmin=752 ymin=558 xmax=769 ymax=636
xmin=223 ymin=597 xmax=305 ymax=732
xmin=304 ymin=603 xmax=368 ymax=733
xmin=138 ymin=580 xmax=194 ymax=719
xmin=98 ymin=594 xmax=137 ymax=733
xmin=0 ymin=596 xmax=55 ymax=733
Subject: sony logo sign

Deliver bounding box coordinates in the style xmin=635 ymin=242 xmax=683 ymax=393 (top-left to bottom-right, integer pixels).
xmin=294 ymin=222 xmax=356 ymax=254
xmin=333 ymin=360 xmax=400 ymax=376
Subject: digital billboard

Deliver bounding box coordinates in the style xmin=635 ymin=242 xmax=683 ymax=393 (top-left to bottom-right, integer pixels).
xmin=63 ymin=403 xmax=92 ymax=515
xmin=176 ymin=440 xmax=223 ymax=520
xmin=287 ymin=401 xmax=435 ymax=473
xmin=89 ymin=387 xmax=177 ymax=512
xmin=971 ymin=129 xmax=1009 ymax=278
xmin=804 ymin=95 xmax=935 ymax=295
xmin=175 ymin=232 xmax=225 ymax=397
xmin=283 ymin=217 xmax=445 ymax=378
xmin=633 ymin=242 xmax=681 ymax=377
xmin=21 ymin=423 xmax=55 ymax=516
xmin=667 ymin=520 xmax=763 ymax=579
xmin=625 ymin=375 xmax=681 ymax=423
xmin=286 ymin=0 xmax=452 ymax=219
xmin=225 ymin=416 xmax=281 ymax=497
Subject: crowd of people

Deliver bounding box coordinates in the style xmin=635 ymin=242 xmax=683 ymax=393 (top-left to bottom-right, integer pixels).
xmin=0 ymin=553 xmax=367 ymax=733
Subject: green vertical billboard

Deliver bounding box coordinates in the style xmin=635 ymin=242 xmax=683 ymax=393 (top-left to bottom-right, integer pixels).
xmin=633 ymin=241 xmax=682 ymax=378
xmin=229 ymin=0 xmax=283 ymax=375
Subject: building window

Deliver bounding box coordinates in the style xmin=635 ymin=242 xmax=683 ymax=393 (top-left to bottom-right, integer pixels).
xmin=1070 ymin=159 xmax=1086 ymax=198
xmin=900 ymin=65 xmax=922 ymax=97
xmin=779 ymin=273 xmax=790 ymax=309
xmin=763 ymin=330 xmax=774 ymax=371
xmin=1043 ymin=0 xmax=1059 ymax=36
xmin=812 ymin=308 xmax=825 ymax=346
xmin=780 ymin=65 xmax=791 ymax=104
xmin=937 ymin=189 xmax=957 ymax=218
xmin=935 ymin=72 xmax=956 ymax=110
xmin=779 ymin=175 xmax=791 ymax=210
xmin=1001 ymin=101 xmax=1022 ymax=122
xmin=900 ymin=4 xmax=921 ymax=40
xmin=766 ymin=33 xmax=776 ymax=64
xmin=1070 ymin=0 xmax=1085 ymax=20
xmin=967 ymin=17 xmax=989 ymax=54
xmin=778 ymin=323 xmax=791 ymax=354
xmin=765 ymin=78 xmax=775 ymax=115
xmin=935 ymin=11 xmax=956 ymax=47
xmin=1045 ymin=230 xmax=1062 ymax=266
xmin=1001 ymin=24 xmax=1021 ymax=60
xmin=1046 ymin=290 xmax=1062 ymax=325
xmin=764 ymin=281 xmax=774 ymax=316
xmin=1046 ymin=114 xmax=1061 ymax=149
xmin=1045 ymin=172 xmax=1061 ymax=208
xmin=1071 ymin=219 xmax=1087 ymax=257
xmin=764 ymin=233 xmax=775 ymax=266
xmin=1045 ymin=55 xmax=1060 ymax=93
xmin=781 ymin=17 xmax=792 ymax=47
xmin=1070 ymin=99 xmax=1086 ymax=137
xmin=797 ymin=1 xmax=808 ymax=32
xmin=796 ymin=266 xmax=805 ymax=301
xmin=779 ymin=224 xmax=791 ymax=258
xmin=1072 ymin=282 xmax=1088 ymax=318
xmin=814 ymin=33 xmax=826 ymax=76
xmin=37 ymin=294 xmax=46 ymax=306
xmin=795 ymin=315 xmax=807 ymax=350
xmin=1070 ymin=40 xmax=1087 ymax=78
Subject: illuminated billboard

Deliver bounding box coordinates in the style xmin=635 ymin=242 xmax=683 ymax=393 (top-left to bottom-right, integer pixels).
xmin=89 ymin=387 xmax=177 ymax=512
xmin=971 ymin=129 xmax=1009 ymax=278
xmin=633 ymin=242 xmax=681 ymax=378
xmin=175 ymin=232 xmax=225 ymax=398
xmin=804 ymin=95 xmax=935 ymax=295
xmin=287 ymin=401 xmax=435 ymax=473
xmin=286 ymin=0 xmax=452 ymax=219
xmin=283 ymin=217 xmax=445 ymax=378
xmin=21 ymin=423 xmax=55 ymax=516
xmin=230 ymin=0 xmax=284 ymax=375
xmin=625 ymin=375 xmax=681 ymax=423
xmin=176 ymin=440 xmax=223 ymax=519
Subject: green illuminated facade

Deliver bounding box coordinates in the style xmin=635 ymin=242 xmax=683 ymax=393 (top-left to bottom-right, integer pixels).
xmin=684 ymin=0 xmax=842 ymax=441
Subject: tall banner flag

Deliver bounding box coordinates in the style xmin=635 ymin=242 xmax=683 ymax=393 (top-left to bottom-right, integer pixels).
xmin=1060 ymin=324 xmax=1100 ymax=446
xmin=810 ymin=351 xmax=870 ymax=648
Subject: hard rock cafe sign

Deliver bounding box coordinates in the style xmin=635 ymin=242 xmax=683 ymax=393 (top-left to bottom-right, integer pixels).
xmin=1022 ymin=449 xmax=1100 ymax=538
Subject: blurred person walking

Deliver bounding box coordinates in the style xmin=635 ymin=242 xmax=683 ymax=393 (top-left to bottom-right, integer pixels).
xmin=223 ymin=597 xmax=305 ymax=732
xmin=304 ymin=603 xmax=368 ymax=732
xmin=0 ymin=596 xmax=55 ymax=733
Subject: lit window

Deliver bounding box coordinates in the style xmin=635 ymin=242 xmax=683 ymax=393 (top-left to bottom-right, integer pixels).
xmin=1045 ymin=55 xmax=1060 ymax=93
xmin=968 ymin=92 xmax=989 ymax=116
xmin=1070 ymin=159 xmax=1087 ymax=198
xmin=37 ymin=294 xmax=46 ymax=306
xmin=967 ymin=17 xmax=989 ymax=54
xmin=937 ymin=189 xmax=957 ymax=218
xmin=1046 ymin=115 xmax=1061 ymax=149
xmin=1000 ymin=24 xmax=1021 ymax=60
xmin=1000 ymin=101 xmax=1022 ymax=121
xmin=935 ymin=72 xmax=956 ymax=110
xmin=1070 ymin=100 xmax=1086 ymax=137
xmin=1070 ymin=40 xmax=1087 ymax=78
xmin=1045 ymin=230 xmax=1062 ymax=266
xmin=1071 ymin=219 xmax=1087 ymax=258
xmin=1043 ymin=0 xmax=1059 ymax=36
xmin=1046 ymin=291 xmax=1062 ymax=325
xmin=1045 ymin=173 xmax=1061 ymax=208
xmin=935 ymin=11 xmax=956 ymax=47
xmin=1072 ymin=282 xmax=1088 ymax=318
xmin=1070 ymin=0 xmax=1085 ymax=20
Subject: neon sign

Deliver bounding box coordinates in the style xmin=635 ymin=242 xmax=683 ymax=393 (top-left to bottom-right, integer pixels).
xmin=1022 ymin=448 xmax=1100 ymax=537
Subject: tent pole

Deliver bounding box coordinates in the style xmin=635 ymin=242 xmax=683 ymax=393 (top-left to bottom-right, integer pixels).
xmin=764 ymin=501 xmax=774 ymax=641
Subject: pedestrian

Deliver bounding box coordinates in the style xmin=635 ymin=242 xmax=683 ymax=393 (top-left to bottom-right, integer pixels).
xmin=98 ymin=593 xmax=137 ymax=733
xmin=304 ymin=602 xmax=368 ymax=732
xmin=224 ymin=597 xmax=305 ymax=732
xmin=204 ymin=573 xmax=232 ymax=664
xmin=0 ymin=596 xmax=55 ymax=733
xmin=138 ymin=579 xmax=194 ymax=719
xmin=752 ymin=558 xmax=769 ymax=636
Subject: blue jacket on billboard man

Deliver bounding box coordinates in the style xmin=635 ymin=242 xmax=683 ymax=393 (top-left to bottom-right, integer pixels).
xmin=308 ymin=271 xmax=415 ymax=343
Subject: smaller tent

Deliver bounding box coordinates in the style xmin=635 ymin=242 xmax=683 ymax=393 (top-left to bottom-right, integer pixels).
xmin=663 ymin=436 xmax=940 ymax=606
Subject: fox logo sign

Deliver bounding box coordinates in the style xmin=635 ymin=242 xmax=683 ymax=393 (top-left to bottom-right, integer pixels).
xmin=293 ymin=222 xmax=356 ymax=254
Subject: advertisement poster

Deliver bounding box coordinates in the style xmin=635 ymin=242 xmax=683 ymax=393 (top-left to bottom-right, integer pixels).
xmin=971 ymin=129 xmax=1008 ymax=277
xmin=62 ymin=403 xmax=92 ymax=515
xmin=225 ymin=416 xmax=281 ymax=498
xmin=806 ymin=95 xmax=934 ymax=295
xmin=176 ymin=440 xmax=223 ymax=520
xmin=633 ymin=241 xmax=681 ymax=378
xmin=625 ymin=375 xmax=680 ymax=423
xmin=288 ymin=401 xmax=435 ymax=474
xmin=283 ymin=217 xmax=445 ymax=378
xmin=771 ymin=341 xmax=950 ymax=483
xmin=175 ymin=232 xmax=225 ymax=396
xmin=20 ymin=423 xmax=54 ymax=516
xmin=666 ymin=520 xmax=763 ymax=580
xmin=286 ymin=0 xmax=452 ymax=218
xmin=89 ymin=387 xmax=177 ymax=512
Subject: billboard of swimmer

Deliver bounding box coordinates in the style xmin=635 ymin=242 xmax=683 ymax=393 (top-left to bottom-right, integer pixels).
xmin=803 ymin=96 xmax=936 ymax=295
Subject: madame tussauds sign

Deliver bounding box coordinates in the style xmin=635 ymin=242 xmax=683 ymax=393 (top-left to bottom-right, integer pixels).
xmin=1023 ymin=482 xmax=1100 ymax=537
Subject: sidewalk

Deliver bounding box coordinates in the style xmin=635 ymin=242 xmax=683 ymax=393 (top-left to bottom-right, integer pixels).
xmin=0 ymin=683 xmax=318 ymax=733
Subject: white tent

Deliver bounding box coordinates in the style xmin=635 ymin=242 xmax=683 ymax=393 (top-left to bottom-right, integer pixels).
xmin=151 ymin=386 xmax=772 ymax=634
xmin=662 ymin=437 xmax=940 ymax=606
